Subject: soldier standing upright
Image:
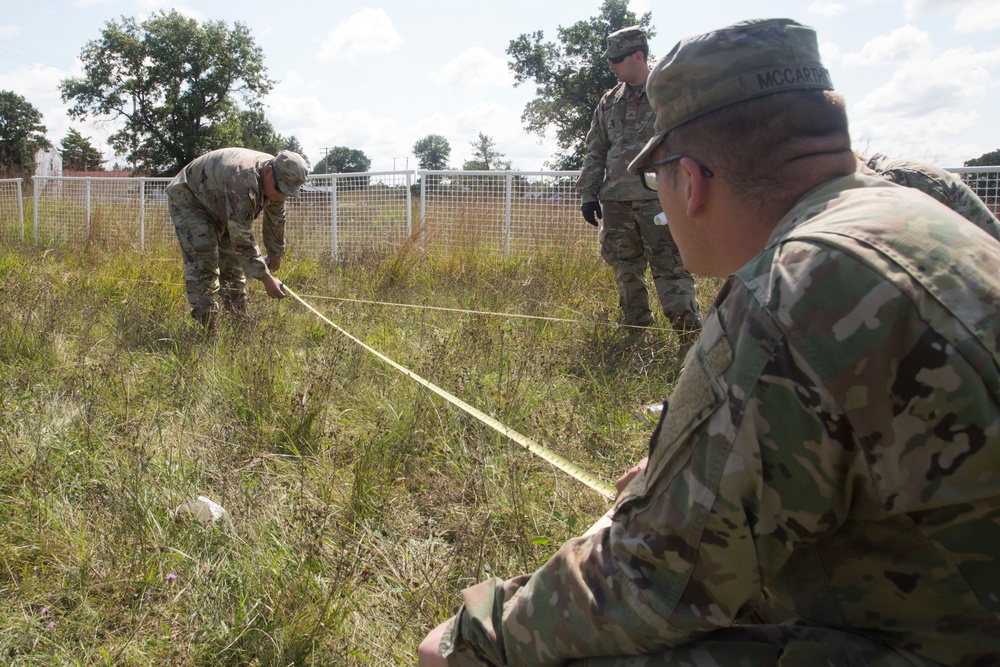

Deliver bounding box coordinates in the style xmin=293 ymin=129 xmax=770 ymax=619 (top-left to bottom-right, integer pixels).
xmin=577 ymin=25 xmax=701 ymax=332
xmin=167 ymin=147 xmax=308 ymax=329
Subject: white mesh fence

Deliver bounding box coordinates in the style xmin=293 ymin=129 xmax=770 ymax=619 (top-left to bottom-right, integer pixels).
xmin=0 ymin=179 xmax=24 ymax=245
xmin=24 ymin=171 xmax=595 ymax=259
xmin=288 ymin=171 xmax=413 ymax=260
xmin=22 ymin=168 xmax=999 ymax=259
xmin=32 ymin=177 xmax=173 ymax=249
xmin=418 ymin=171 xmax=595 ymax=258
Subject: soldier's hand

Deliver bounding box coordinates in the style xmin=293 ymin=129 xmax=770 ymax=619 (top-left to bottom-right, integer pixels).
xmin=616 ymin=456 xmax=648 ymax=495
xmin=581 ymin=201 xmax=602 ymax=226
xmin=265 ymin=255 xmax=281 ymax=272
xmin=263 ymin=273 xmax=287 ymax=299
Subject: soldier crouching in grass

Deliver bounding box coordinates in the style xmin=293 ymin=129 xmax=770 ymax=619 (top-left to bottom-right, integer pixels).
xmin=418 ymin=18 xmax=1000 ymax=667
xmin=166 ymin=147 xmax=308 ymax=330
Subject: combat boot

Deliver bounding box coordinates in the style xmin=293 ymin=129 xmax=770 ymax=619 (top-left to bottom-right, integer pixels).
xmin=192 ymin=308 xmax=219 ymax=336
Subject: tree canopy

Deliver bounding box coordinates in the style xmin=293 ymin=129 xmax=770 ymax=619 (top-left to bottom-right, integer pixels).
xmin=231 ymin=109 xmax=283 ymax=157
xmin=506 ymin=0 xmax=653 ymax=170
xmin=60 ymin=128 xmax=104 ymax=172
xmin=413 ymin=134 xmax=451 ymax=170
xmin=282 ymin=136 xmax=310 ymax=169
xmin=462 ymin=132 xmax=511 ymax=171
xmin=0 ymin=90 xmax=52 ymax=172
xmin=59 ymin=10 xmax=274 ymax=176
xmin=314 ymin=146 xmax=371 ymax=175
xmin=965 ymin=149 xmax=1000 ymax=167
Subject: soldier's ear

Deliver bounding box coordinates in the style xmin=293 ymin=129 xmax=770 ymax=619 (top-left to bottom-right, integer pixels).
xmin=680 ymin=157 xmax=709 ymax=219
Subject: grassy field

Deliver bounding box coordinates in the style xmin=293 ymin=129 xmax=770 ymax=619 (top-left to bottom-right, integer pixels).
xmin=0 ymin=240 xmax=718 ymax=665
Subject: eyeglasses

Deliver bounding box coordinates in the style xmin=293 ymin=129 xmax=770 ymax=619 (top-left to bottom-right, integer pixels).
xmin=637 ymin=154 xmax=714 ymax=191
xmin=609 ymin=50 xmax=637 ymax=64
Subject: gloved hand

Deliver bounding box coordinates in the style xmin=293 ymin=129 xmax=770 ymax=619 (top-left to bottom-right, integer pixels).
xmin=581 ymin=201 xmax=602 ymax=226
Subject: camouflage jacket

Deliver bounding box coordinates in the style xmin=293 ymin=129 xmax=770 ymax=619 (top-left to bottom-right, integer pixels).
xmin=576 ymin=81 xmax=659 ymax=204
xmin=441 ymin=173 xmax=1000 ymax=666
xmin=167 ymin=147 xmax=286 ymax=281
xmin=862 ymin=153 xmax=1000 ymax=243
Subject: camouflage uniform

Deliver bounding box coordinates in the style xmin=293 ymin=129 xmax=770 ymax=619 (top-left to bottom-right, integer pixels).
xmin=167 ymin=147 xmax=289 ymax=325
xmin=577 ymin=48 xmax=700 ymax=329
xmin=861 ymin=153 xmax=1000 ymax=242
xmin=437 ymin=173 xmax=1000 ymax=666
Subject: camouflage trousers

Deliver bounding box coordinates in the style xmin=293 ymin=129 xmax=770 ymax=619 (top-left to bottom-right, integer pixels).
xmin=168 ymin=186 xmax=248 ymax=326
xmin=599 ymin=200 xmax=701 ymax=329
xmin=566 ymin=624 xmax=934 ymax=666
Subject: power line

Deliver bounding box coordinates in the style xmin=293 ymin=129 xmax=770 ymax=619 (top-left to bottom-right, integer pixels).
xmin=0 ymin=39 xmax=74 ymax=70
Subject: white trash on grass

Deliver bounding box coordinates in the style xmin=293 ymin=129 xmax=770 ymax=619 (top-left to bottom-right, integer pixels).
xmin=174 ymin=496 xmax=229 ymax=523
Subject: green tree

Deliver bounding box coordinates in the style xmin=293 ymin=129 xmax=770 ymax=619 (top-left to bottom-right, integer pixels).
xmin=60 ymin=10 xmax=274 ymax=176
xmin=0 ymin=90 xmax=52 ymax=172
xmin=506 ymin=0 xmax=652 ymax=169
xmin=314 ymin=146 xmax=371 ymax=174
xmin=462 ymin=132 xmax=512 ymax=171
xmin=413 ymin=134 xmax=451 ymax=170
xmin=233 ymin=109 xmax=283 ymax=156
xmin=60 ymin=128 xmax=104 ymax=171
xmin=964 ymin=149 xmax=1000 ymax=167
xmin=282 ymin=136 xmax=310 ymax=169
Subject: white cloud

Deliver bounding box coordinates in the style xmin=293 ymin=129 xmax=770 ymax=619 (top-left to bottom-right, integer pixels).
xmin=819 ymin=40 xmax=843 ymax=64
xmin=852 ymin=108 xmax=983 ymax=165
xmin=0 ymin=61 xmax=117 ymax=161
xmin=904 ymin=0 xmax=969 ymax=19
xmin=433 ymin=47 xmax=514 ymax=91
xmin=855 ymin=45 xmax=998 ymax=117
xmin=954 ymin=1 xmax=1000 ymax=33
xmin=134 ymin=3 xmax=205 ymax=21
xmin=70 ymin=0 xmax=115 ymax=6
xmin=317 ymin=8 xmax=404 ymax=63
xmin=0 ymin=25 xmax=21 ymax=39
xmin=809 ymin=2 xmax=849 ymax=18
xmin=265 ymin=76 xmax=555 ymax=172
xmin=841 ymin=25 xmax=933 ymax=66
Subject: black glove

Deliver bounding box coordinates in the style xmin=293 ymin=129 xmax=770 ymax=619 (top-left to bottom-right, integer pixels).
xmin=581 ymin=201 xmax=603 ymax=226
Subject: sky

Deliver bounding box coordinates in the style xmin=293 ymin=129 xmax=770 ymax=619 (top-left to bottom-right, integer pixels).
xmin=2 ymin=0 xmax=1000 ymax=173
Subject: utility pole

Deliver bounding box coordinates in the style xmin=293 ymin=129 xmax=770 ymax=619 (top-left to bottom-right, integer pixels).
xmin=319 ymin=147 xmax=332 ymax=172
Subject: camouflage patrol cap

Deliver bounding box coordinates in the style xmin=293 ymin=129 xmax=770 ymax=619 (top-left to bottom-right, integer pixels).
xmin=272 ymin=150 xmax=308 ymax=197
xmin=603 ymin=25 xmax=648 ymax=59
xmin=628 ymin=18 xmax=834 ymax=174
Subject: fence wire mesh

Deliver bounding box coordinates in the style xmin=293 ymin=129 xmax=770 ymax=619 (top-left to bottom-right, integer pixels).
xmin=16 ymin=168 xmax=998 ymax=260
xmin=0 ymin=179 xmax=24 ymax=245
xmin=418 ymin=171 xmax=594 ymax=258
xmin=288 ymin=171 xmax=413 ymax=260
xmin=32 ymin=177 xmax=173 ymax=249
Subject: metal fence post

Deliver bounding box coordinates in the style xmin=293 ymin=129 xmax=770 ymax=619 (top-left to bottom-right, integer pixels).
xmin=405 ymin=171 xmax=412 ymax=237
xmin=504 ymin=172 xmax=513 ymax=258
xmin=85 ymin=178 xmax=92 ymax=237
xmin=139 ymin=178 xmax=146 ymax=251
xmin=17 ymin=178 xmax=24 ymax=242
xmin=419 ymin=172 xmax=426 ymax=243
xmin=33 ymin=177 xmax=39 ymax=243
xmin=331 ymin=175 xmax=339 ymax=262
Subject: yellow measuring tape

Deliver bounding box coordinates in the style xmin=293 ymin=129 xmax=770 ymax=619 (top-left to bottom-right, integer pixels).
xmin=282 ymin=285 xmax=616 ymax=500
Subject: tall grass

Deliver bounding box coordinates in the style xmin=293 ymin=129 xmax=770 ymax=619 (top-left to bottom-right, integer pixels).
xmin=0 ymin=240 xmax=717 ymax=665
